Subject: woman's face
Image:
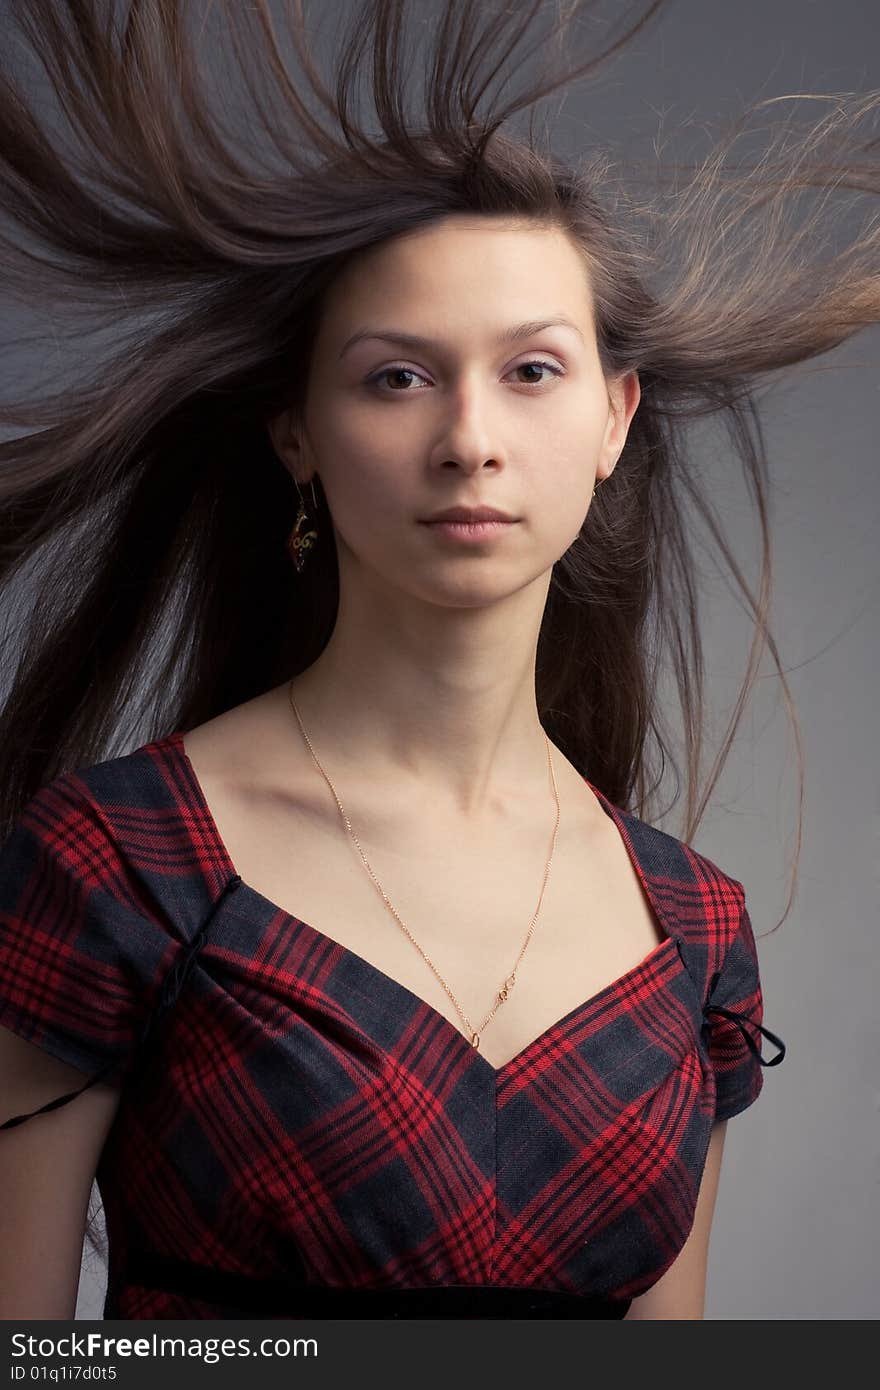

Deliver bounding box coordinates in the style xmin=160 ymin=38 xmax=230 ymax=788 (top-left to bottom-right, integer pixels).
xmin=269 ymin=214 xmax=639 ymax=610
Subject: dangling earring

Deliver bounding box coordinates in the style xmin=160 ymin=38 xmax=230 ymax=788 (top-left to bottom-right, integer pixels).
xmin=287 ymin=477 xmax=319 ymax=573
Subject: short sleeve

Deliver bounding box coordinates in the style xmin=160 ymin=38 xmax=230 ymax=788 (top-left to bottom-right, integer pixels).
xmin=0 ymin=772 xmax=172 ymax=1129
xmin=703 ymin=892 xmax=786 ymax=1122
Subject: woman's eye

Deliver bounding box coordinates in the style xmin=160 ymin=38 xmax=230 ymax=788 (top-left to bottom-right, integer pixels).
xmin=510 ymin=360 xmax=563 ymax=386
xmin=365 ymin=360 xmax=564 ymax=392
xmin=367 ymin=365 xmax=430 ymax=391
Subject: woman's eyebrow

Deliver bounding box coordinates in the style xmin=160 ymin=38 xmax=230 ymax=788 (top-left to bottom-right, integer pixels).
xmin=337 ymin=316 xmax=584 ymax=360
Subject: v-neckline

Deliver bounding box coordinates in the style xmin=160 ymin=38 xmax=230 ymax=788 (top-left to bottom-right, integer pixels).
xmin=161 ymin=729 xmax=683 ymax=1081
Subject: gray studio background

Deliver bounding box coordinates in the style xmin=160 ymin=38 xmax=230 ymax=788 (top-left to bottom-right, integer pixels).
xmin=1 ymin=0 xmax=876 ymax=1320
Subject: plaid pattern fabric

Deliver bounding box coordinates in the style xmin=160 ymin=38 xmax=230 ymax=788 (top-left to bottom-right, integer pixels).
xmin=0 ymin=731 xmax=785 ymax=1319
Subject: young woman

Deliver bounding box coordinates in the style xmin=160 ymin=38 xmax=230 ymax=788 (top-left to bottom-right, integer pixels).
xmin=1 ymin=0 xmax=874 ymax=1321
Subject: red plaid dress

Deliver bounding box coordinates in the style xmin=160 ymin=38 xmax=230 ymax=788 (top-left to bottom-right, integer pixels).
xmin=0 ymin=731 xmax=785 ymax=1319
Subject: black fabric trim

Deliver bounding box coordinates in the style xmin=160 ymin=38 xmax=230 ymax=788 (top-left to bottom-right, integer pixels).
xmin=703 ymin=972 xmax=787 ymax=1066
xmin=135 ymin=875 xmax=244 ymax=1056
xmin=120 ymin=1247 xmax=631 ymax=1319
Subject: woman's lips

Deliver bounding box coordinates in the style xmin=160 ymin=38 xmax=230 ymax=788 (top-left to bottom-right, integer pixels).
xmin=419 ymin=519 xmax=519 ymax=542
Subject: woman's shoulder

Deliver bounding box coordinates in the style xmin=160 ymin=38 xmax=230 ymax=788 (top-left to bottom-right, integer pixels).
xmin=0 ymin=741 xmax=201 ymax=1109
xmin=1 ymin=729 xmax=232 ymax=936
xmin=603 ymin=792 xmax=746 ymax=938
xmin=10 ymin=735 xmax=180 ymax=854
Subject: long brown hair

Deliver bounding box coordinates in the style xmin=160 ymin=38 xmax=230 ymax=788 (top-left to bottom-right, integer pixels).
xmin=1 ymin=0 xmax=878 ymax=1269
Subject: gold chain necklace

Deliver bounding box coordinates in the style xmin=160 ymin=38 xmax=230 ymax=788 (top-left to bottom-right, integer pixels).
xmin=286 ymin=679 xmax=561 ymax=1050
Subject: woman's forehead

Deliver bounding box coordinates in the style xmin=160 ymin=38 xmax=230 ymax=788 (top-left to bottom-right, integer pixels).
xmin=316 ymin=223 xmax=593 ymax=348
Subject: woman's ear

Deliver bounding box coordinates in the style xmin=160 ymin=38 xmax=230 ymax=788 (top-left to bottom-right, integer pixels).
xmin=602 ymin=370 xmax=641 ymax=480
xmin=267 ymin=406 xmax=306 ymax=482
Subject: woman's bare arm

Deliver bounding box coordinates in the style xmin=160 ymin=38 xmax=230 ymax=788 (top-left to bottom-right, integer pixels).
xmin=0 ymin=1026 xmax=122 ymax=1320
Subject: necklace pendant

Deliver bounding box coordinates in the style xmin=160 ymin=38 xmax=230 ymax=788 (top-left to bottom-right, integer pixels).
xmin=498 ymin=973 xmax=516 ymax=1003
xmin=470 ymin=1031 xmax=480 ymax=1049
